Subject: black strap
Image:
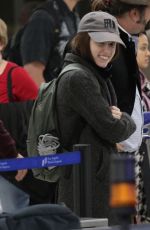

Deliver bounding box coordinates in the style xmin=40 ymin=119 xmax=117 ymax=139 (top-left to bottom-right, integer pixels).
xmin=7 ymin=66 xmax=18 ymax=102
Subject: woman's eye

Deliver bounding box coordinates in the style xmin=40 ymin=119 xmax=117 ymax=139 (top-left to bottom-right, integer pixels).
xmin=109 ymin=42 xmax=116 ymax=47
xmin=139 ymin=46 xmax=148 ymax=51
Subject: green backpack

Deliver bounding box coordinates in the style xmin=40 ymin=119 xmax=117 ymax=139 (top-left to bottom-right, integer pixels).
xmin=27 ymin=63 xmax=82 ymax=183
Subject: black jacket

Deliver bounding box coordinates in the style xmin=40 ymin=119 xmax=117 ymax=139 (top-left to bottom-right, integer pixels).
xmin=111 ymin=29 xmax=141 ymax=115
xmin=56 ymin=53 xmax=136 ymax=223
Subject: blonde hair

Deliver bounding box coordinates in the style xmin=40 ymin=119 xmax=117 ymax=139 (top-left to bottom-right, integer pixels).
xmin=0 ymin=18 xmax=8 ymax=48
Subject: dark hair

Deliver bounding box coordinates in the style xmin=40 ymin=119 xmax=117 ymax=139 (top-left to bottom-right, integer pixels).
xmin=91 ymin=0 xmax=146 ymax=17
xmin=70 ymin=32 xmax=91 ymax=59
xmin=63 ymin=32 xmax=91 ymax=60
xmin=64 ymin=32 xmax=119 ymax=63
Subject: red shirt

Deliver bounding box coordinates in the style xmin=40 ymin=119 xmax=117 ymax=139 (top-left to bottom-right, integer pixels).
xmin=0 ymin=61 xmax=38 ymax=103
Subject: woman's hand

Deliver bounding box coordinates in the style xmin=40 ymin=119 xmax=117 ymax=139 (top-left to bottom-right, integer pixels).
xmin=116 ymin=143 xmax=124 ymax=152
xmin=15 ymin=153 xmax=28 ymax=181
xmin=110 ymin=106 xmax=122 ymax=120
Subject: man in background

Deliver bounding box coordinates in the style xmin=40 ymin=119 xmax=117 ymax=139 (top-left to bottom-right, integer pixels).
xmin=92 ymin=0 xmax=150 ymax=224
xmin=21 ymin=0 xmax=81 ymax=86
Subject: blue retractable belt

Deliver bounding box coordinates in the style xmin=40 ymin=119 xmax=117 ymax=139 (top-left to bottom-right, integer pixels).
xmin=0 ymin=151 xmax=81 ymax=172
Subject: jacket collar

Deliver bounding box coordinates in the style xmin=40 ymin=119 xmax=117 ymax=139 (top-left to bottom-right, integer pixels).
xmin=64 ymin=53 xmax=112 ymax=80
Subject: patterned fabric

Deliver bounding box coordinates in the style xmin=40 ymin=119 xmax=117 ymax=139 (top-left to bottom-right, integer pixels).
xmin=133 ymin=70 xmax=150 ymax=223
xmin=135 ymin=149 xmax=150 ymax=223
xmin=140 ymin=70 xmax=150 ymax=111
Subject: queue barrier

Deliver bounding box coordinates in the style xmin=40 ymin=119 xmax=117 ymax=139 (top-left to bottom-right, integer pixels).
xmin=0 ymin=151 xmax=81 ymax=172
xmin=0 ymin=144 xmax=109 ymax=228
xmin=0 ymin=145 xmax=93 ymax=218
xmin=2 ymin=144 xmax=149 ymax=229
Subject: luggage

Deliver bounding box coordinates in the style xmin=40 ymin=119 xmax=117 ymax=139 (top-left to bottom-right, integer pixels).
xmin=0 ymin=203 xmax=80 ymax=230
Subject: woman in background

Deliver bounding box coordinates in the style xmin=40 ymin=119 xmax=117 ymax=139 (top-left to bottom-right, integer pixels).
xmin=0 ymin=120 xmax=29 ymax=212
xmin=0 ymin=119 xmax=27 ymax=180
xmin=0 ymin=18 xmax=38 ymax=103
xmin=0 ymin=18 xmax=54 ymax=206
xmin=137 ymin=32 xmax=150 ymax=111
xmin=136 ymin=32 xmax=150 ymax=223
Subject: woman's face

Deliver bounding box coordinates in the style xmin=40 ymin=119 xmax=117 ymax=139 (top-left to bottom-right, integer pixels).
xmin=132 ymin=7 xmax=150 ymax=34
xmin=90 ymin=39 xmax=116 ymax=68
xmin=136 ymin=34 xmax=150 ymax=69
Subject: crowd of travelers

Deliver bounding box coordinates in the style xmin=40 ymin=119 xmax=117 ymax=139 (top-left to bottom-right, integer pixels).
xmin=1 ymin=0 xmax=150 ymax=227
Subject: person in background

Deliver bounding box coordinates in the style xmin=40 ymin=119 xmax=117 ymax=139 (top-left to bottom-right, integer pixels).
xmin=20 ymin=0 xmax=81 ymax=87
xmin=92 ymin=0 xmax=150 ymax=223
xmin=0 ymin=120 xmax=29 ymax=212
xmin=17 ymin=0 xmax=82 ymax=203
xmin=3 ymin=1 xmax=40 ymax=66
xmin=0 ymin=18 xmax=38 ymax=102
xmin=0 ymin=119 xmax=27 ymax=181
xmin=91 ymin=0 xmax=150 ymax=118
xmin=137 ymin=32 xmax=150 ymax=111
xmin=0 ymin=18 xmax=56 ymax=206
xmin=136 ymin=32 xmax=150 ymax=223
xmin=56 ymin=11 xmax=136 ymax=225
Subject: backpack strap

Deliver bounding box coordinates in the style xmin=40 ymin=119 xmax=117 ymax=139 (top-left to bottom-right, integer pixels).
xmin=56 ymin=63 xmax=89 ymax=145
xmin=7 ymin=66 xmax=18 ymax=102
xmin=39 ymin=63 xmax=84 ymax=92
xmin=58 ymin=63 xmax=83 ymax=78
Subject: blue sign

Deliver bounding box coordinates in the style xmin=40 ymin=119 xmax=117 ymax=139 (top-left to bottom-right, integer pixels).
xmin=0 ymin=151 xmax=81 ymax=172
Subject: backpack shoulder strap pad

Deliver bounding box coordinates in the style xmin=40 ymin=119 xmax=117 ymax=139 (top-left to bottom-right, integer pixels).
xmin=58 ymin=63 xmax=83 ymax=77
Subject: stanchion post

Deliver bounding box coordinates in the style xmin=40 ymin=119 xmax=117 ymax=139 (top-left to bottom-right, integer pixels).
xmin=110 ymin=154 xmax=136 ymax=230
xmin=72 ymin=144 xmax=92 ymax=217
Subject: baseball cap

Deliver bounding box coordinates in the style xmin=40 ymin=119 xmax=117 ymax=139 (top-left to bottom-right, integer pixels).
xmin=120 ymin=0 xmax=150 ymax=5
xmin=78 ymin=11 xmax=125 ymax=46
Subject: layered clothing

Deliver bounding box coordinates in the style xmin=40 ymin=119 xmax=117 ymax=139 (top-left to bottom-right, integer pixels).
xmin=56 ymin=53 xmax=136 ymax=222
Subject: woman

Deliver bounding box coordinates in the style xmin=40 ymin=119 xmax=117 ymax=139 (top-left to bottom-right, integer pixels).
xmin=0 ymin=18 xmax=38 ymax=153
xmin=136 ymin=32 xmax=150 ymax=223
xmin=0 ymin=17 xmax=37 ymax=158
xmin=0 ymin=18 xmax=38 ymax=103
xmin=0 ymin=19 xmax=54 ymax=206
xmin=137 ymin=32 xmax=150 ymax=111
xmin=56 ymin=11 xmax=136 ymax=223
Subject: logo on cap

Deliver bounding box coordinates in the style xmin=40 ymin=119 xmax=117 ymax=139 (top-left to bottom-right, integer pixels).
xmin=104 ymin=19 xmax=116 ymax=30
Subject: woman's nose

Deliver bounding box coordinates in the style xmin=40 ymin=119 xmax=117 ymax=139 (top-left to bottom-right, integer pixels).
xmin=101 ymin=44 xmax=111 ymax=53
